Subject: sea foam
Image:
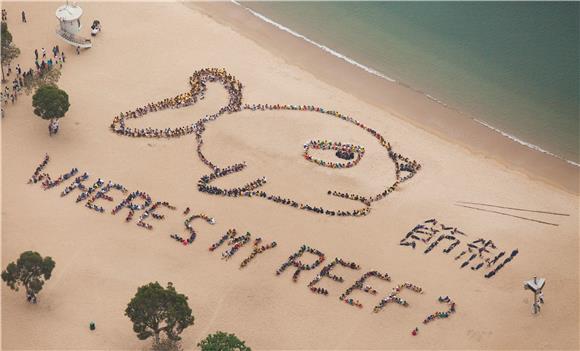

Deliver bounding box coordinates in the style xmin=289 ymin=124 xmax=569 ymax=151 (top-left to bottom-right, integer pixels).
xmin=474 ymin=119 xmax=580 ymax=167
xmin=233 ymin=0 xmax=396 ymax=83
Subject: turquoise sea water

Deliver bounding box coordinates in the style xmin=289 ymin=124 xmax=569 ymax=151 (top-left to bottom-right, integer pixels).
xmin=241 ymin=1 xmax=579 ymax=164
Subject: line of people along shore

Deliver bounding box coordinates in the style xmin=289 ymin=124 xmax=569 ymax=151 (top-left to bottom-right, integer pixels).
xmin=109 ymin=68 xmax=421 ymax=217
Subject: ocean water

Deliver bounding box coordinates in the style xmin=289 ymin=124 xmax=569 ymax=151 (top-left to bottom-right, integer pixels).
xmin=240 ymin=1 xmax=579 ymax=165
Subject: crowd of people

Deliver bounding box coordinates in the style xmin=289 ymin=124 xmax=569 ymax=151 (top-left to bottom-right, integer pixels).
xmin=327 ymin=190 xmax=371 ymax=206
xmin=110 ymin=67 xmax=242 ymax=139
xmin=339 ymin=270 xmax=391 ymax=308
xmin=208 ymin=229 xmax=277 ymax=267
xmin=308 ymin=258 xmax=361 ymax=296
xmin=484 ymin=249 xmax=518 ymax=279
xmin=303 ymin=140 xmax=365 ymax=169
xmin=221 ymin=232 xmax=251 ymax=260
xmin=49 ymin=119 xmax=59 ymax=136
xmin=60 ymin=173 xmax=90 ymax=197
xmin=209 ymin=229 xmax=238 ymax=252
xmin=198 ymin=162 xmax=267 ymax=197
xmin=136 ymin=201 xmax=176 ymax=230
xmin=401 ymin=219 xmax=519 ymax=279
xmin=85 ymin=182 xmax=129 ymax=214
xmin=109 ymin=68 xmax=422 ymax=217
xmin=238 ymin=103 xmax=422 ymax=214
xmin=401 ymin=219 xmax=468 ymax=254
xmin=276 ymin=245 xmax=326 ymax=282
xmin=26 ymin=291 xmax=37 ymax=304
xmin=170 ymin=213 xmax=215 ymax=245
xmin=41 ymin=167 xmax=78 ymax=190
xmin=240 ymin=237 xmax=277 ymax=268
xmin=111 ymin=190 xmax=151 ymax=212
xmin=421 ymin=296 xmax=456 ymax=326
xmin=26 ymin=154 xmax=463 ymax=330
xmin=400 ymin=219 xmax=451 ymax=249
xmin=459 ymin=238 xmax=497 ymax=269
xmin=1 ymin=30 xmax=67 ymax=111
xmin=27 ymin=154 xmax=51 ymax=184
xmin=111 ymin=191 xmax=153 ymax=224
xmin=373 ymin=282 xmax=423 ymax=313
xmin=424 ymin=234 xmax=461 ymax=254
xmin=75 ymin=178 xmax=105 ymax=203
xmin=456 ymin=239 xmax=519 ymax=279
xmin=28 ymin=155 xmax=219 ymax=244
xmin=27 ymin=153 xmax=79 ymax=189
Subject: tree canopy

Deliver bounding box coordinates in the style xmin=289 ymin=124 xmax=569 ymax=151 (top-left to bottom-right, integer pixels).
xmin=198 ymin=331 xmax=252 ymax=351
xmin=32 ymin=85 xmax=70 ymax=120
xmin=1 ymin=251 xmax=56 ymax=301
xmin=125 ymin=282 xmax=194 ymax=344
xmin=1 ymin=21 xmax=20 ymax=81
xmin=1 ymin=21 xmax=13 ymax=48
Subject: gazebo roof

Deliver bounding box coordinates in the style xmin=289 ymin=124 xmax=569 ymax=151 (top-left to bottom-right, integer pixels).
xmin=524 ymin=277 xmax=546 ymax=293
xmin=56 ymin=4 xmax=83 ymax=21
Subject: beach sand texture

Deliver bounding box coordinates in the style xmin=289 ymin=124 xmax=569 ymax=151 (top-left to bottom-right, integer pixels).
xmin=1 ymin=2 xmax=578 ymax=350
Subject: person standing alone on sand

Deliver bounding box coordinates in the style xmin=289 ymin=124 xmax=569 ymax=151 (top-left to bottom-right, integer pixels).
xmin=21 ymin=11 xmax=26 ymax=23
xmin=34 ymin=48 xmax=38 ymax=60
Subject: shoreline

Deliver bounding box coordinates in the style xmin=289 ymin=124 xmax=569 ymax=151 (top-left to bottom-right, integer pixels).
xmin=238 ymin=1 xmax=580 ymax=169
xmin=189 ymin=1 xmax=579 ymax=195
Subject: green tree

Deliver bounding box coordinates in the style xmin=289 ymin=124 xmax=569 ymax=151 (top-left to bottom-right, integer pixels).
xmin=32 ymin=84 xmax=70 ymax=134
xmin=1 ymin=251 xmax=56 ymax=302
xmin=125 ymin=282 xmax=194 ymax=345
xmin=1 ymin=21 xmax=21 ymax=82
xmin=198 ymin=331 xmax=251 ymax=351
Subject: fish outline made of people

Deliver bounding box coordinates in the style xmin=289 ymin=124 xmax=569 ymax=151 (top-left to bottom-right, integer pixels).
xmin=109 ymin=68 xmax=422 ymax=217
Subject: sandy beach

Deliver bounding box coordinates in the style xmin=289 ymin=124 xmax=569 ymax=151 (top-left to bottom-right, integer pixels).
xmin=1 ymin=2 xmax=578 ymax=350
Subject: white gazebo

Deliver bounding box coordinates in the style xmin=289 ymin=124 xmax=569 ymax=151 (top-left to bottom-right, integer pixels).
xmin=55 ymin=2 xmax=92 ymax=48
